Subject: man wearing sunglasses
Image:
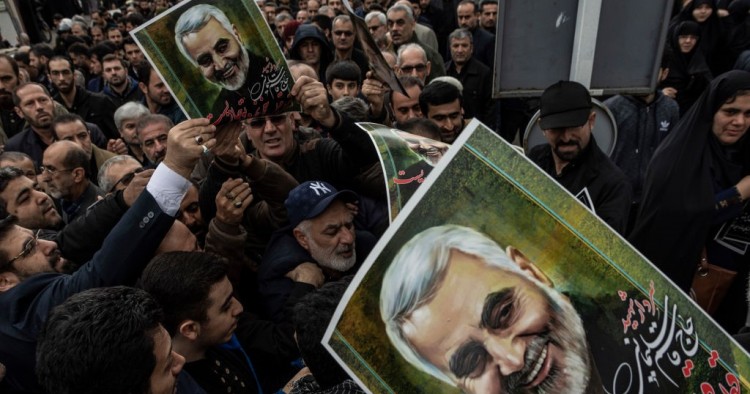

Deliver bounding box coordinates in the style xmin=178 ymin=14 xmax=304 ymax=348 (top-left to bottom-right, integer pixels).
xmin=397 ymin=43 xmax=432 ymax=84
xmin=0 ymin=117 xmax=216 ymax=393
xmin=331 ymin=15 xmax=369 ymax=80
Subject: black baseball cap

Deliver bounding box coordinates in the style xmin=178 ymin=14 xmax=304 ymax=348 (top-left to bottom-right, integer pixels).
xmin=539 ymin=80 xmax=592 ymax=130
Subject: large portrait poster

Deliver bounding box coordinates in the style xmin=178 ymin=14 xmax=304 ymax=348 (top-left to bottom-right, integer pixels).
xmin=131 ymin=0 xmax=297 ymax=126
xmin=324 ymin=120 xmax=750 ymax=393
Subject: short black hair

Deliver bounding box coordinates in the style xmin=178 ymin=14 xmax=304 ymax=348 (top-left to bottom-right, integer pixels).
xmin=88 ymin=41 xmax=118 ymax=60
xmin=0 ymin=215 xmax=18 ymax=271
xmin=312 ymin=14 xmax=332 ymax=32
xmin=458 ymin=0 xmax=478 ymax=13
xmin=124 ymin=13 xmax=146 ymax=27
xmin=293 ymin=277 xmax=353 ymax=389
xmin=325 ymin=60 xmax=362 ymax=85
xmin=67 ymin=42 xmax=90 ymax=57
xmin=30 ymin=43 xmax=54 ymax=60
xmin=139 ymin=252 xmax=229 ymax=336
xmin=12 ymin=82 xmax=51 ymax=106
xmin=0 ymin=166 xmax=24 ymax=211
xmin=36 ymin=286 xmax=164 ymax=394
xmin=388 ymin=75 xmax=423 ymax=103
xmin=395 ymin=117 xmax=441 ymax=140
xmin=48 ymin=55 xmax=75 ymax=73
xmin=137 ymin=61 xmax=154 ymax=84
xmin=0 ymin=54 xmax=19 ymax=78
xmin=419 ymin=81 xmax=462 ymax=116
xmin=51 ymin=113 xmax=88 ymax=139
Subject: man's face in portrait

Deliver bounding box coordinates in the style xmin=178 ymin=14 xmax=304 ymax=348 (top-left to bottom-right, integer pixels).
xmin=401 ymin=250 xmax=590 ymax=394
xmin=180 ymin=17 xmax=250 ymax=91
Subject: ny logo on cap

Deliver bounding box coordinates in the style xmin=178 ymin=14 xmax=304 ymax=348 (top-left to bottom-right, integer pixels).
xmin=309 ymin=181 xmax=332 ymax=196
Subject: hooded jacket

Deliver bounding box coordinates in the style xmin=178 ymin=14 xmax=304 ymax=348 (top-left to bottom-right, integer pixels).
xmin=289 ymin=24 xmax=335 ymax=85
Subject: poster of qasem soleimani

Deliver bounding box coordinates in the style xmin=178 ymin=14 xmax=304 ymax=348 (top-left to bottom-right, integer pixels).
xmin=324 ymin=120 xmax=750 ymax=394
xmin=132 ymin=0 xmax=297 ymax=126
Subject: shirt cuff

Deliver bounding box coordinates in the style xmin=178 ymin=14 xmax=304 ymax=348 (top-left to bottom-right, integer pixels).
xmin=146 ymin=163 xmax=191 ymax=216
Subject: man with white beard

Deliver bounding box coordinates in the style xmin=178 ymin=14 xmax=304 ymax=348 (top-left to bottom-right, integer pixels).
xmin=381 ymin=225 xmax=602 ymax=393
xmin=258 ymin=180 xmax=377 ymax=322
xmin=174 ymin=3 xmax=294 ymax=122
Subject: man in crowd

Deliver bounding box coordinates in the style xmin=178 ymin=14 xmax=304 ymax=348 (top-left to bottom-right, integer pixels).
xmin=0 ymin=117 xmax=216 ymax=391
xmin=455 ymin=0 xmax=494 ymax=68
xmin=47 ymin=56 xmax=119 ymax=139
xmin=479 ymin=0 xmax=498 ymax=34
xmin=365 ymin=11 xmax=392 ymax=52
xmin=106 ymin=27 xmax=124 ymax=47
xmin=419 ymin=80 xmax=466 ymax=143
xmin=36 ymin=286 xmax=187 ymax=394
xmin=397 ymin=43 xmax=432 ymax=84
xmin=138 ymin=63 xmax=187 ymax=125
xmin=289 ymin=24 xmax=334 ymax=85
xmin=40 ymin=141 xmax=104 ymax=224
xmin=0 ymin=152 xmax=36 ymax=182
xmin=114 ymin=101 xmax=152 ymax=165
xmin=387 ymin=4 xmax=444 ymax=82
xmin=5 ymin=83 xmax=57 ymax=165
xmin=331 ymin=15 xmax=369 ymax=78
xmin=528 ymin=80 xmax=632 ymax=233
xmin=445 ymin=28 xmax=493 ymax=127
xmin=29 ymin=44 xmax=55 ymax=95
xmin=259 ymin=180 xmax=376 ymax=321
xmin=136 ymin=114 xmax=173 ymax=165
xmin=0 ymin=166 xmax=62 ymax=230
xmin=140 ymin=251 xmax=299 ymax=393
xmin=97 ymin=155 xmax=143 ymax=195
xmin=0 ymin=55 xmax=24 ymax=143
xmin=102 ymin=54 xmax=143 ymax=107
xmin=363 ymin=74 xmax=424 ymax=126
xmin=51 ymin=113 xmax=116 ymax=185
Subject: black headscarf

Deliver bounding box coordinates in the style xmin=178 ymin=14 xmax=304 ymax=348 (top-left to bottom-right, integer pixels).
xmin=671 ymin=0 xmax=731 ymax=74
xmin=630 ymin=70 xmax=750 ymax=291
xmin=661 ymin=21 xmax=712 ymax=114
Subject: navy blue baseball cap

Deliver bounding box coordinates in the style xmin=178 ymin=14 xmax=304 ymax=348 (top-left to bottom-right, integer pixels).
xmin=285 ymin=181 xmax=357 ymax=227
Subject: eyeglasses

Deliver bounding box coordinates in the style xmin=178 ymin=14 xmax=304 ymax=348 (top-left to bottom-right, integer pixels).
xmin=243 ymin=114 xmax=288 ymax=129
xmin=108 ymin=167 xmax=144 ymax=194
xmin=333 ymin=30 xmax=354 ymax=37
xmin=5 ymin=229 xmax=41 ymax=268
xmin=39 ymin=166 xmax=75 ymax=175
xmin=400 ymin=64 xmax=427 ymax=73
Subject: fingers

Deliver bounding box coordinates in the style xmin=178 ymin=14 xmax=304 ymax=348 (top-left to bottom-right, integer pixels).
xmin=291 ymin=75 xmax=316 ymax=96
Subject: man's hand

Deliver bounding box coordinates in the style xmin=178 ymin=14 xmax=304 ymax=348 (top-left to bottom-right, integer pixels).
xmin=285 ymin=262 xmax=325 ymax=288
xmin=291 ymin=76 xmax=337 ymax=128
xmin=215 ymin=178 xmax=253 ymax=226
xmin=662 ymin=87 xmax=677 ymax=99
xmin=362 ymin=71 xmax=389 ymax=117
xmin=162 ymin=118 xmax=216 ymax=179
xmin=282 ymin=367 xmax=311 ymax=393
xmin=122 ymin=169 xmax=154 ymax=206
xmin=213 ymin=121 xmax=244 ymax=166
xmin=106 ymin=138 xmax=128 ymax=155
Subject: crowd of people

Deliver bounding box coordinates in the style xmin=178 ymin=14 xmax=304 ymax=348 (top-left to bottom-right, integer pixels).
xmin=2 ymin=0 xmax=750 ymax=392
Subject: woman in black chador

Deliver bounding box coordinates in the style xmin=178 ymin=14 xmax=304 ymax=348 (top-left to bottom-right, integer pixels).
xmin=631 ymin=70 xmax=750 ymax=332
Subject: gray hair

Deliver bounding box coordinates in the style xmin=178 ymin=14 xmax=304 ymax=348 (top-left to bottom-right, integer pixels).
xmin=174 ymin=4 xmax=236 ymax=66
xmin=396 ymin=43 xmax=427 ymax=66
xmin=332 ymin=14 xmax=352 ymax=26
xmin=331 ymin=96 xmax=368 ymax=121
xmin=276 ymin=12 xmax=293 ymax=24
xmin=365 ymin=11 xmax=386 ymax=25
xmin=448 ymin=27 xmax=472 ymax=43
xmin=114 ymin=102 xmax=150 ymax=131
xmin=387 ymin=3 xmax=414 ymax=22
xmin=380 ymin=225 xmax=524 ymax=385
xmin=97 ymin=155 xmax=141 ymax=192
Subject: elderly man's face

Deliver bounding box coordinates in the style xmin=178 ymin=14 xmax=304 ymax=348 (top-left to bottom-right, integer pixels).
xmin=387 ymin=9 xmax=415 ymax=45
xmin=53 ymin=119 xmax=93 ymax=158
xmin=398 ymin=49 xmax=430 ymax=83
xmin=426 ymin=99 xmax=463 ymax=143
xmin=181 ymin=17 xmax=250 ymax=91
xmin=119 ymin=117 xmax=141 ymax=146
xmin=104 ymin=160 xmax=142 ymax=193
xmin=402 ymin=251 xmax=590 ymax=394
xmin=40 ymin=144 xmax=79 ymax=200
xmin=296 ymin=199 xmax=357 ymax=272
xmin=450 ymin=37 xmax=472 ymax=66
xmin=0 ymin=176 xmax=62 ymax=230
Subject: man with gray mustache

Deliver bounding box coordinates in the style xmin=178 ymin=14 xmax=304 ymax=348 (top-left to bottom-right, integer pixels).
xmin=175 ymin=3 xmax=293 ymax=123
xmin=381 ymin=225 xmax=602 ymax=393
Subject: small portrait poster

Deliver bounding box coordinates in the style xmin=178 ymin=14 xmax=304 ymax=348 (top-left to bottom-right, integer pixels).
xmin=132 ymin=0 xmax=297 ymax=126
xmin=325 ymin=120 xmax=750 ymax=393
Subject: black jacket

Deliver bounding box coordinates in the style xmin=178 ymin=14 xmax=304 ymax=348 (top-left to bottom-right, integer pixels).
xmin=528 ymin=137 xmax=632 ymax=234
xmin=54 ymin=87 xmax=119 ymax=139
xmin=446 ymin=57 xmax=493 ymax=126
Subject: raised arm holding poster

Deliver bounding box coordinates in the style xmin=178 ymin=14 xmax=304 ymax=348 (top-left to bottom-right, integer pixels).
xmin=324 ymin=120 xmax=750 ymax=393
xmin=131 ymin=0 xmax=297 ymax=126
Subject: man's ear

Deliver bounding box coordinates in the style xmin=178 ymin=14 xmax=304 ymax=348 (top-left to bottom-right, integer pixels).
xmin=505 ymin=246 xmax=554 ymax=288
xmin=293 ymin=228 xmax=310 ymax=251
xmin=425 ymin=61 xmax=431 ymax=78
xmin=178 ymin=320 xmax=200 ymax=341
xmin=138 ymin=81 xmax=147 ymax=95
xmin=588 ymin=111 xmax=596 ymax=129
xmin=72 ymin=167 xmax=85 ymax=183
xmin=232 ymin=25 xmax=244 ymax=45
xmin=14 ymin=106 xmax=24 ymax=119
xmin=0 ymin=271 xmax=20 ymax=293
